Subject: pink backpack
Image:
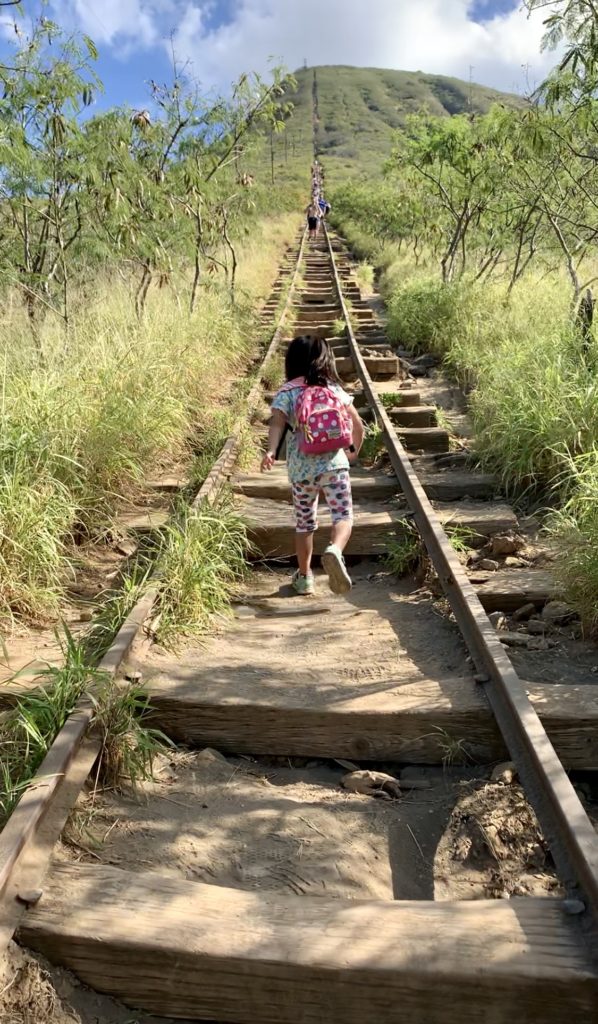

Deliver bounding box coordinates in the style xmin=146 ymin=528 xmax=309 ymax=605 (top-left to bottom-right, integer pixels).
xmin=281 ymin=378 xmax=353 ymax=456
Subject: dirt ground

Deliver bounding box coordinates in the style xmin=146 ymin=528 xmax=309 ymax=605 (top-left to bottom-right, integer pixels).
xmin=1 ymin=940 xmax=199 ymax=1024
xmin=55 ymin=747 xmax=567 ymax=904
xmin=56 ymin=749 xmax=474 ymax=902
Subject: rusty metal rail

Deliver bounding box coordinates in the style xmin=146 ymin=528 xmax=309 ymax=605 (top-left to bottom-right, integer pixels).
xmin=324 ymin=223 xmax=598 ymax=944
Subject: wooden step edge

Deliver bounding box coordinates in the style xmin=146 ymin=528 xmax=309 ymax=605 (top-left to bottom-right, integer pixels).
xmin=20 ymin=862 xmax=598 ymax=1023
xmin=389 ymin=406 xmax=437 ymax=428
xmin=239 ymin=499 xmax=519 ymax=557
xmin=395 ymin=426 xmax=450 ymax=453
xmin=233 ymin=470 xmax=498 ymax=503
xmin=336 ymin=356 xmax=398 ymax=379
xmin=144 ymin=676 xmax=598 ymax=770
xmin=473 ymin=568 xmax=560 ymax=612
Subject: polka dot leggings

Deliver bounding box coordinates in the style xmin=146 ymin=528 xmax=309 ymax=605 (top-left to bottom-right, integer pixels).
xmin=291 ymin=470 xmax=353 ymax=534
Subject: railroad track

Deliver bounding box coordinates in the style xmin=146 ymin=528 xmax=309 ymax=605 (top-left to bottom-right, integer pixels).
xmin=1 ymin=221 xmax=598 ymax=1022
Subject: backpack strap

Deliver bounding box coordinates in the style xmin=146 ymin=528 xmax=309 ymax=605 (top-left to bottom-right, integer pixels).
xmin=274 ymin=379 xmax=305 ymax=452
xmin=278 ymin=377 xmax=306 ymax=393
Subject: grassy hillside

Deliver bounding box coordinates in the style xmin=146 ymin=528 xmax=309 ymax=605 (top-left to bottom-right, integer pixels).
xmin=253 ymin=65 xmax=526 ymax=187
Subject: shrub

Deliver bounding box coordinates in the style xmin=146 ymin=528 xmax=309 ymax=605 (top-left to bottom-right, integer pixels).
xmin=385 ymin=276 xmax=468 ymax=356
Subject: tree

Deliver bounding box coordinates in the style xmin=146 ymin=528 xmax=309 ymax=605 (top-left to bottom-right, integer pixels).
xmin=0 ymin=10 xmax=295 ymax=332
xmin=0 ymin=16 xmax=100 ymax=334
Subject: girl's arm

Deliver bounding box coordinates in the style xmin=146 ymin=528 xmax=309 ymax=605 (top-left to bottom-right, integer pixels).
xmin=348 ymin=404 xmax=365 ymax=463
xmin=261 ymin=408 xmax=287 ymax=472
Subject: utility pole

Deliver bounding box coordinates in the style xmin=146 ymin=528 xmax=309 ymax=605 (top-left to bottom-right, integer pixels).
xmin=468 ymin=65 xmax=474 ymax=111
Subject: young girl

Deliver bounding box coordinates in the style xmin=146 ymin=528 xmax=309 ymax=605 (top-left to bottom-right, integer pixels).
xmin=261 ymin=336 xmax=364 ymax=596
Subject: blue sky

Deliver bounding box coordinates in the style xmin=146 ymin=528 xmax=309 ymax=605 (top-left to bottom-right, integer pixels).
xmin=0 ymin=1 xmax=557 ymax=111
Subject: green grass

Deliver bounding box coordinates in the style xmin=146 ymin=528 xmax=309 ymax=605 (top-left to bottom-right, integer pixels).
xmin=154 ymin=492 xmax=249 ymax=648
xmin=0 ymin=628 xmax=166 ymax=824
xmin=548 ymin=448 xmax=598 ymax=634
xmin=381 ymin=268 xmax=597 ymax=495
xmin=445 ymin=526 xmax=475 ymax=554
xmin=384 ymin=527 xmax=422 ymax=576
xmin=262 ymin=353 xmax=286 ymax=392
xmin=0 ymin=213 xmax=298 ymax=629
xmin=354 ymin=261 xmax=375 ymax=292
xmin=360 ymin=422 xmax=386 ymax=463
xmin=378 ymin=392 xmax=399 ymax=410
xmin=80 ymin=560 xmax=154 ymax=664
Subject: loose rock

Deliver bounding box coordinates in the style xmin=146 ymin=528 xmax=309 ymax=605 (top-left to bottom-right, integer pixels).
xmin=499 ymin=631 xmax=532 ymax=648
xmin=526 ymin=620 xmax=546 ymax=635
xmin=541 ymin=601 xmax=577 ymax=625
xmin=527 ymin=636 xmax=557 ymax=651
xmin=488 ymin=611 xmax=507 ymax=630
xmin=342 ymin=769 xmax=402 ymax=800
xmin=410 ymin=353 xmax=438 ymax=368
xmin=491 ymin=762 xmax=517 ymax=785
xmin=478 ymin=558 xmax=500 ymax=572
xmin=488 ymin=532 xmax=524 ymax=557
xmin=196 ymin=748 xmax=229 ymax=766
xmin=512 ymin=602 xmax=536 ymax=622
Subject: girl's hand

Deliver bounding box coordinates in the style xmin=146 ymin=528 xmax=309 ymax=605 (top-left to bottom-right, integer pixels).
xmin=261 ymin=451 xmax=275 ymax=472
xmin=347 ymin=448 xmax=359 ymax=465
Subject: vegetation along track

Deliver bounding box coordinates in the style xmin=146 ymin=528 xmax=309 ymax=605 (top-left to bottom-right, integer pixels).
xmin=2 ymin=220 xmax=598 ymax=1023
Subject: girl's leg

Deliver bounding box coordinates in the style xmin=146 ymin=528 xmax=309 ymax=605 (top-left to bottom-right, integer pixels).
xmin=331 ymin=517 xmax=352 ymax=551
xmin=296 ymin=532 xmax=314 ymax=575
xmin=320 ymin=470 xmax=353 ymax=594
xmin=291 ymin=479 xmax=319 ymax=585
xmin=322 ymin=470 xmax=353 ymax=542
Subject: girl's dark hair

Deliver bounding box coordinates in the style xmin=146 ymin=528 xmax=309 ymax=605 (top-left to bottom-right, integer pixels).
xmin=284 ymin=335 xmax=339 ymax=387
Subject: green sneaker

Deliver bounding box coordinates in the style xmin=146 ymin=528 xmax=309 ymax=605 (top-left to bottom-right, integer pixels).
xmin=321 ymin=544 xmax=352 ymax=594
xmin=291 ymin=570 xmax=315 ymax=596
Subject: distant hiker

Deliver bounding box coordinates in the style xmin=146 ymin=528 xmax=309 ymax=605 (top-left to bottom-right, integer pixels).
xmin=318 ymin=196 xmax=331 ymax=218
xmin=306 ymin=200 xmax=320 ymax=240
xmin=260 ymin=335 xmax=364 ymax=596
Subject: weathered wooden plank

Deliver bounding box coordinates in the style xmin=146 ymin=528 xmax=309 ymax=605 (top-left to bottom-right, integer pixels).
xmin=472 ymin=568 xmax=560 ymax=611
xmin=389 ymin=405 xmax=437 ymax=428
xmin=394 ymin=426 xmax=450 ymax=452
xmin=20 ymin=863 xmax=598 ymax=1023
xmin=234 ymin=466 xmax=497 ymax=502
xmin=336 ymin=355 xmax=398 ymax=379
xmin=238 ymin=496 xmax=517 ymax=557
xmin=145 ymin=670 xmax=598 ymax=769
xmin=292 ymin=305 xmax=342 ymax=319
xmin=115 ymin=508 xmax=169 ymax=534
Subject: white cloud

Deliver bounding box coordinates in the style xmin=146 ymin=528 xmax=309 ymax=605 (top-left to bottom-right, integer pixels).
xmin=163 ymin=0 xmax=557 ymax=94
xmin=47 ymin=0 xmax=559 ymax=93
xmin=49 ymin=0 xmax=160 ymax=47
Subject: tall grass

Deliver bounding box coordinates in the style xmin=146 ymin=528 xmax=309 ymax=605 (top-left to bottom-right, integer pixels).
xmin=384 ymin=272 xmax=598 ymax=493
xmin=154 ymin=492 xmax=249 ymax=647
xmin=548 ymin=449 xmax=598 ymax=634
xmin=0 ymin=628 xmax=166 ymax=824
xmin=0 ymin=213 xmax=298 ymax=627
